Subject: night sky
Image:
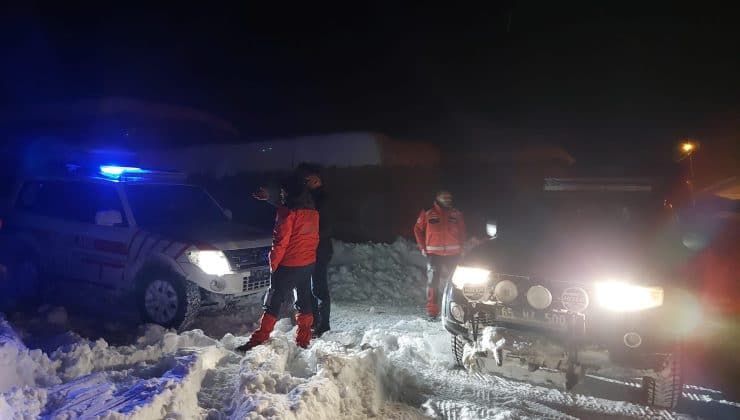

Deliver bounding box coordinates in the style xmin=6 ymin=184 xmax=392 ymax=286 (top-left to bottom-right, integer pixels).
xmin=2 ymin=2 xmax=739 ymax=167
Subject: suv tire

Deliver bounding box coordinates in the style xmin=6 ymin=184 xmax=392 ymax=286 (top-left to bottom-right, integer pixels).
xmin=137 ymin=269 xmax=201 ymax=331
xmin=452 ymin=334 xmax=465 ymax=367
xmin=642 ymin=350 xmax=683 ymax=409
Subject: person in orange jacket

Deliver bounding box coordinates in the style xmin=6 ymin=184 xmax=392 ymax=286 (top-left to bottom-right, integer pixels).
xmin=237 ymin=177 xmax=320 ymax=352
xmin=414 ymin=190 xmax=466 ymax=320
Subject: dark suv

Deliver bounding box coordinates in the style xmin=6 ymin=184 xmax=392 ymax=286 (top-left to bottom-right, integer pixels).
xmin=443 ymin=177 xmax=696 ymax=408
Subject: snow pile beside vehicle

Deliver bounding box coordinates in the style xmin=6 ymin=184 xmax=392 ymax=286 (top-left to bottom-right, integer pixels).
xmin=0 ymin=315 xmax=60 ymax=393
xmin=0 ymin=315 xmax=58 ymax=419
xmin=0 ymin=312 xmax=230 ymax=419
xmin=0 ymin=309 xmax=428 ymax=419
xmin=46 ymin=345 xmax=227 ymax=419
xmin=228 ymin=334 xmax=389 ymax=419
xmin=328 ymin=238 xmax=428 ymax=305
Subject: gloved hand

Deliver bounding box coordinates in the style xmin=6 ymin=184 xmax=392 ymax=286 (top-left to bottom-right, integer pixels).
xmin=305 ymin=174 xmax=322 ymax=189
xmin=252 ymin=187 xmax=270 ymax=201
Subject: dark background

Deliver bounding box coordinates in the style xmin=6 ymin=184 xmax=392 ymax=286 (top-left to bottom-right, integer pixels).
xmin=2 ymin=2 xmax=739 ymax=170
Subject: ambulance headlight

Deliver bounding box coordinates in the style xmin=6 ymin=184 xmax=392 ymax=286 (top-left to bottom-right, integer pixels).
xmin=452 ymin=266 xmax=491 ymax=289
xmin=595 ymin=281 xmax=664 ymax=312
xmin=188 ymin=250 xmax=233 ymax=276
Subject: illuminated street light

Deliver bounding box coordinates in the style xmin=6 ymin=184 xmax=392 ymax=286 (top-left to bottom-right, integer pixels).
xmin=678 ymin=139 xmax=699 ymax=207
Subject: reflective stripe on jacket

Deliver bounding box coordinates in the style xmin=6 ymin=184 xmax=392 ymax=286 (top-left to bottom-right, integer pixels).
xmin=413 ymin=203 xmax=466 ymax=256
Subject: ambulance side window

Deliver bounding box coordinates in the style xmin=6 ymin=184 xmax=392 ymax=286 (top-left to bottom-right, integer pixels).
xmin=64 ymin=182 xmax=127 ymax=226
xmin=16 ymin=181 xmax=66 ymax=218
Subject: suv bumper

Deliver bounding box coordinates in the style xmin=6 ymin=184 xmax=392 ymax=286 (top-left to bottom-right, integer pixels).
xmin=442 ymin=284 xmax=676 ymax=370
xmin=184 ymin=265 xmax=271 ymax=296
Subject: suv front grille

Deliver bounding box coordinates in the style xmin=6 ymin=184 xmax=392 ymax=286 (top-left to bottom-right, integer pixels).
xmin=224 ymin=247 xmax=270 ymax=271
xmin=477 ymin=311 xmax=498 ymax=326
xmin=243 ymin=269 xmax=271 ymax=292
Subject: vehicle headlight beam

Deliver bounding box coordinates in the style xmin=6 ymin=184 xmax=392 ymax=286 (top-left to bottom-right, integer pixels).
xmin=188 ymin=250 xmax=233 ymax=276
xmin=595 ymin=280 xmax=664 ymax=312
xmin=451 ymin=266 xmax=491 ymax=289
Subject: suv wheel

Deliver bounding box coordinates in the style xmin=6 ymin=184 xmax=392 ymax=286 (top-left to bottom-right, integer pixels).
xmin=642 ymin=350 xmax=683 ymax=409
xmin=137 ymin=270 xmax=201 ymax=331
xmin=452 ymin=334 xmax=465 ymax=367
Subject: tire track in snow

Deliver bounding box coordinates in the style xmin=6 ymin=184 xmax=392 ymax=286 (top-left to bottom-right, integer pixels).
xmin=327 ymin=305 xmax=691 ymax=420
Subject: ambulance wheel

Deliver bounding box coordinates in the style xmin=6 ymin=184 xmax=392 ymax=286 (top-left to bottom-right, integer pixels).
xmin=137 ymin=268 xmax=201 ymax=331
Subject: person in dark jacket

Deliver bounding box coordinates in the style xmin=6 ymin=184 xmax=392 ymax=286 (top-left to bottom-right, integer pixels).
xmin=237 ymin=177 xmax=319 ymax=351
xmin=252 ymin=163 xmax=334 ymax=337
xmin=297 ymin=164 xmax=333 ymax=338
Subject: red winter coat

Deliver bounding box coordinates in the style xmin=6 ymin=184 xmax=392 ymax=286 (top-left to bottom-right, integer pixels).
xmin=414 ymin=203 xmax=466 ymax=256
xmin=270 ymin=206 xmax=320 ymax=272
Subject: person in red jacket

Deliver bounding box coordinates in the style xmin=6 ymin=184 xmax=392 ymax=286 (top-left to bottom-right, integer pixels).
xmin=237 ymin=178 xmax=320 ymax=352
xmin=414 ymin=190 xmax=466 ymax=320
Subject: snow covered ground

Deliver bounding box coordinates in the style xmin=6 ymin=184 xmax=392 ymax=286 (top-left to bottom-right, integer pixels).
xmin=1 ymin=238 xmax=738 ymax=419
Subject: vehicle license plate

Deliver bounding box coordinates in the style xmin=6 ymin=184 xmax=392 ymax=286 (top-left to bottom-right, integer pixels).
xmin=463 ymin=285 xmax=487 ymax=300
xmin=494 ymin=306 xmax=569 ymax=331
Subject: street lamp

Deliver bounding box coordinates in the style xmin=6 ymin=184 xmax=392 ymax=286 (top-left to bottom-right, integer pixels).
xmin=678 ymin=140 xmax=699 ymax=206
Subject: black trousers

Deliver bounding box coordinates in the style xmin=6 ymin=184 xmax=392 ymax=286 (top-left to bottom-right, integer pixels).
xmin=427 ymin=254 xmax=461 ymax=310
xmin=263 ymin=264 xmax=315 ymax=318
xmin=311 ymin=240 xmax=333 ymax=329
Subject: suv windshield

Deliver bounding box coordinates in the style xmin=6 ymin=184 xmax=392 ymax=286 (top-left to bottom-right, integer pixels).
xmin=543 ymin=191 xmax=661 ymax=230
xmin=124 ymin=184 xmax=227 ymax=226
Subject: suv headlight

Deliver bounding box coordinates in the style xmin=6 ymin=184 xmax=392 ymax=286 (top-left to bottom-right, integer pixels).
xmin=452 ymin=266 xmax=491 ymax=289
xmin=188 ymin=250 xmax=233 ymax=276
xmin=595 ymin=281 xmax=664 ymax=311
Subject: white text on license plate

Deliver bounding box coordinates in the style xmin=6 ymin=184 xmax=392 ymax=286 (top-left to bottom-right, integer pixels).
xmin=463 ymin=285 xmax=487 ymax=300
xmin=497 ymin=307 xmax=568 ymax=329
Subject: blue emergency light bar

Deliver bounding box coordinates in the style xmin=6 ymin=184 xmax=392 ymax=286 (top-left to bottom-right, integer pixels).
xmin=97 ymin=164 xmax=186 ymax=182
xmin=99 ymin=165 xmax=149 ymax=178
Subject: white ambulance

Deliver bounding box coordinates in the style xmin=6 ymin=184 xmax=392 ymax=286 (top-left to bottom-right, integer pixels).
xmin=0 ymin=165 xmax=272 ymax=329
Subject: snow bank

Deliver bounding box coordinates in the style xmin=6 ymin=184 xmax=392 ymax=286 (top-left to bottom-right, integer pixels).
xmin=0 ymin=386 xmax=48 ymax=420
xmin=0 ymin=315 xmax=60 ymax=393
xmin=328 ymin=238 xmax=428 ymax=305
xmin=1 ymin=312 xmax=230 ymax=419
xmin=0 ymin=315 xmax=59 ymax=419
xmin=45 ymin=346 xmax=227 ymax=419
xmin=50 ymin=325 xmax=182 ymax=381
xmin=228 ymin=334 xmax=389 ymax=419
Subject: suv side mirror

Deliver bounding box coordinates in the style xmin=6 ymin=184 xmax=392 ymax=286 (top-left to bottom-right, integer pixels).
xmin=224 ymin=208 xmax=233 ymax=220
xmin=96 ymin=210 xmax=123 ymax=226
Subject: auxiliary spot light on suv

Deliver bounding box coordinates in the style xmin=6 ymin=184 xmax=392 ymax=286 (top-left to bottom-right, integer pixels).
xmin=595 ymin=280 xmax=664 ymax=312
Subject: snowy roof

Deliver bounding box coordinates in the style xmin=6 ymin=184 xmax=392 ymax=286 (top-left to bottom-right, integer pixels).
xmin=137 ymin=132 xmax=440 ymax=177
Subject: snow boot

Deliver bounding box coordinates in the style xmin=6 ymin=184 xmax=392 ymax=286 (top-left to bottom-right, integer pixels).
xmin=236 ymin=313 xmax=277 ymax=353
xmin=295 ymin=312 xmax=314 ymax=349
xmin=312 ymin=325 xmax=330 ymax=339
